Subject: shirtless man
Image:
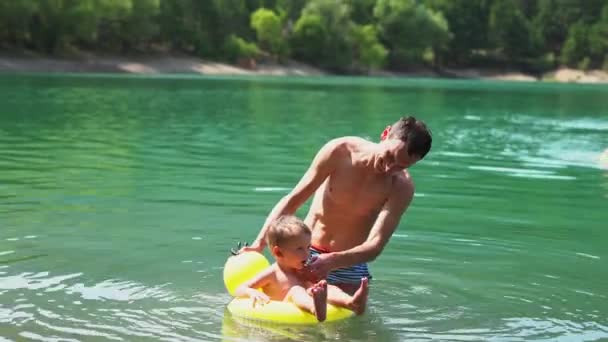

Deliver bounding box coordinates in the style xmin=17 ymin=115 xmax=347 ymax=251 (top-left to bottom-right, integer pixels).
xmin=241 ymin=116 xmax=432 ymax=294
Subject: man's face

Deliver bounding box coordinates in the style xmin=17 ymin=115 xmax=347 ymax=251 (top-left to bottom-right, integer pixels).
xmin=376 ymin=139 xmax=420 ymax=174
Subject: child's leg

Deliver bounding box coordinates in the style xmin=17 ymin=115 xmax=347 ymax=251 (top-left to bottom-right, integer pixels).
xmin=284 ymin=285 xmax=314 ymax=313
xmin=284 ymin=282 xmax=327 ymax=322
xmin=327 ymin=284 xmax=354 ymax=307
xmin=327 ymin=277 xmax=369 ymax=315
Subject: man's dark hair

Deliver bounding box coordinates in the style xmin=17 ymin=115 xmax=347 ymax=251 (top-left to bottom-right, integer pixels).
xmin=388 ymin=116 xmax=432 ymax=159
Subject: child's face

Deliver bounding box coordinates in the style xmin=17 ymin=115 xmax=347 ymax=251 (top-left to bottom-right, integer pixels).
xmin=274 ymin=233 xmax=311 ymax=270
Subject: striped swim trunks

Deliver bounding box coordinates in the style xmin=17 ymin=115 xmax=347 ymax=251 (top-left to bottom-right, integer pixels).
xmin=309 ymin=245 xmax=372 ymax=285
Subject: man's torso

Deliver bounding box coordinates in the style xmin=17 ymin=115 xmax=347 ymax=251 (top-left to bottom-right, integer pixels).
xmin=304 ymin=137 xmax=409 ymax=252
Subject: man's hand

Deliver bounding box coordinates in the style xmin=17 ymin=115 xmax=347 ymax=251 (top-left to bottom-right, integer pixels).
xmin=231 ymin=240 xmax=266 ymax=255
xmin=306 ymin=253 xmax=335 ymax=280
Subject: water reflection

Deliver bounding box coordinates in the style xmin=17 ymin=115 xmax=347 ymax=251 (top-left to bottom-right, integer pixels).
xmin=1 ymin=75 xmax=607 ymax=341
xmin=597 ymin=148 xmax=608 ymax=206
xmin=220 ymin=307 xmax=402 ymax=342
xmin=0 ymin=268 xmax=231 ymax=341
xmin=66 ymin=279 xmax=176 ymax=302
xmin=601 ymin=149 xmax=608 ymax=170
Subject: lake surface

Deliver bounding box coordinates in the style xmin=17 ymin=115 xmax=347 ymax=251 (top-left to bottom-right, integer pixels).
xmin=1 ymin=73 xmax=607 ymax=341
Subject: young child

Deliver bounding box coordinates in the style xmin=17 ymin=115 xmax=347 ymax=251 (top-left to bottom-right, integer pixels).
xmin=234 ymin=215 xmax=368 ymax=322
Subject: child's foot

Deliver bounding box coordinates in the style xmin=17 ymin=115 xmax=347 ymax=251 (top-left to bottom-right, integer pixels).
xmin=310 ymin=280 xmax=327 ymax=322
xmin=351 ymin=277 xmax=369 ymax=315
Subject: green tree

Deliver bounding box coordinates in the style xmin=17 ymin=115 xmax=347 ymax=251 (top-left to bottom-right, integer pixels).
xmin=290 ymin=13 xmax=326 ymax=61
xmin=158 ymin=1 xmax=190 ymax=50
xmin=214 ymin=0 xmax=251 ymax=40
xmin=531 ymin=0 xmax=602 ymax=55
xmin=157 ymin=0 xmax=229 ymax=58
xmin=290 ymin=0 xmax=354 ymax=72
xmin=344 ymin=0 xmax=377 ymax=25
xmin=488 ymin=0 xmax=535 ymax=60
xmin=97 ymin=0 xmax=159 ymax=52
xmin=561 ymin=21 xmax=590 ymax=67
xmin=588 ymin=4 xmax=608 ymax=64
xmin=251 ymin=8 xmax=288 ymax=59
xmin=123 ymin=0 xmax=160 ymax=50
xmin=276 ymin=0 xmax=308 ymax=21
xmin=223 ymin=34 xmax=260 ymax=63
xmin=0 ymin=0 xmax=38 ymax=46
xmin=1 ymin=0 xmax=604 ymax=73
xmin=351 ymin=24 xmax=388 ymax=71
xmin=425 ymin=0 xmax=491 ymax=65
xmin=27 ymin=0 xmax=102 ymax=53
xmin=374 ymin=0 xmax=450 ymax=68
xmin=95 ymin=1 xmax=130 ymax=51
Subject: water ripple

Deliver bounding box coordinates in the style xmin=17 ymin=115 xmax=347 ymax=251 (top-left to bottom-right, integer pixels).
xmin=35 ymin=319 xmax=123 ymax=340
xmin=2 ymin=74 xmax=606 ymax=342
xmin=67 ymin=280 xmax=176 ymax=302
xmin=468 ymin=165 xmax=576 ymax=180
xmin=0 ymin=273 xmax=82 ymax=291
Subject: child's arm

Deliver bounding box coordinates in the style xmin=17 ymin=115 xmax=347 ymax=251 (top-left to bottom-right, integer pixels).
xmin=234 ymin=265 xmax=275 ymax=305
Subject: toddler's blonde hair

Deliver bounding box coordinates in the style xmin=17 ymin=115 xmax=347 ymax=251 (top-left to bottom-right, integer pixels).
xmin=266 ymin=215 xmax=311 ymax=248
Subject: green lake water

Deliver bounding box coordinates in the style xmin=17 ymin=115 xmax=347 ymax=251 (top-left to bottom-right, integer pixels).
xmin=0 ymin=74 xmax=607 ymax=341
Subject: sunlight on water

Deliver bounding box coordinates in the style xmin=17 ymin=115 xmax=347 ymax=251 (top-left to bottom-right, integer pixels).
xmin=467 ymin=165 xmax=577 ymax=180
xmin=253 ymin=187 xmax=291 ymax=192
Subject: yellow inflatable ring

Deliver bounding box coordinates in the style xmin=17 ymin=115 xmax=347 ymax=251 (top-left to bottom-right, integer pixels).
xmin=223 ymin=251 xmax=355 ymax=324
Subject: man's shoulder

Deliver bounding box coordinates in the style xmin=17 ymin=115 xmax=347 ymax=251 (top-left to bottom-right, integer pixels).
xmin=319 ymin=136 xmax=358 ymax=157
xmin=324 ymin=136 xmax=361 ymax=147
xmin=391 ymin=170 xmax=415 ymax=199
xmin=323 ymin=136 xmax=368 ymax=154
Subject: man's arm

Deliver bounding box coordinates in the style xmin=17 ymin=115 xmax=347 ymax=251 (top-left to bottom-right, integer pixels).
xmin=245 ymin=139 xmax=342 ymax=252
xmin=329 ymin=176 xmax=414 ymax=269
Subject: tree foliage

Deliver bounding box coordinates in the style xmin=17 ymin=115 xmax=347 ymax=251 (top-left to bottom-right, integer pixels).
xmin=291 ymin=0 xmax=353 ymax=72
xmin=352 ymin=24 xmax=387 ymax=70
xmin=374 ymin=0 xmax=450 ymax=68
xmin=425 ymin=0 xmax=491 ymax=65
xmin=0 ymin=0 xmax=606 ymax=72
xmin=251 ymin=8 xmax=287 ymax=59
xmin=488 ymin=0 xmax=535 ymax=60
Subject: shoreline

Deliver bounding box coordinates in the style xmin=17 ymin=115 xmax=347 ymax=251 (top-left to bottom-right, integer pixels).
xmin=1 ymin=53 xmax=607 ymax=84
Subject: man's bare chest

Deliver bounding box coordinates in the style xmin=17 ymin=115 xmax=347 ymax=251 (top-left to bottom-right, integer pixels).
xmin=325 ymin=171 xmax=391 ymax=213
